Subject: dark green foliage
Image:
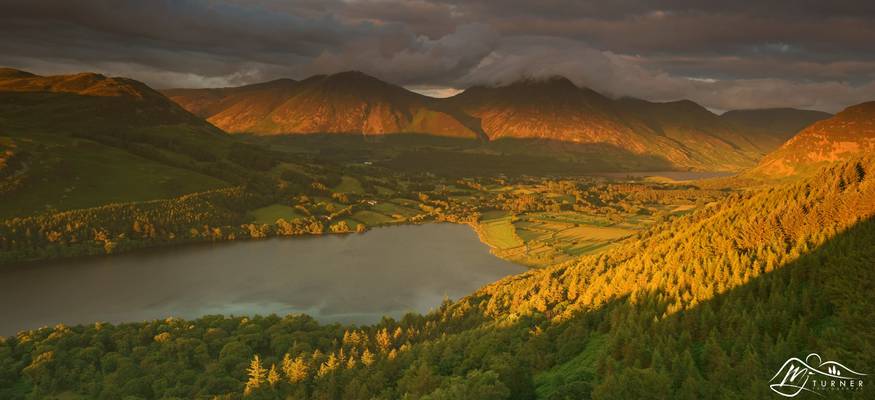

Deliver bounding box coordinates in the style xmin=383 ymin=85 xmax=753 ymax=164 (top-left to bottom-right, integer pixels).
xmin=228 ymin=143 xmax=279 ymax=172
xmin=0 ymin=187 xmax=275 ymax=263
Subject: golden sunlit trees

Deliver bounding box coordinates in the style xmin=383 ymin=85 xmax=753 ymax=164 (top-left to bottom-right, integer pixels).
xmin=361 ymin=348 xmax=375 ymax=367
xmin=376 ymin=328 xmax=392 ymax=353
xmin=317 ymin=353 xmax=340 ymax=378
xmin=244 ymin=355 xmax=267 ymax=396
xmin=282 ymin=353 xmax=309 ymax=384
xmin=267 ymin=364 xmax=280 ymax=388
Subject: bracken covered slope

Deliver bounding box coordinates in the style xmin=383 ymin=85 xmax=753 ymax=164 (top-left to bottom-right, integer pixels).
xmin=165 ymin=71 xmax=480 ymax=138
xmin=748 ymin=101 xmax=875 ymax=177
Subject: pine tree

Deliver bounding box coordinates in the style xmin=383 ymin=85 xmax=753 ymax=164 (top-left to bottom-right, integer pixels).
xmin=318 ymin=353 xmax=340 ymax=377
xmin=361 ymin=348 xmax=375 ymax=367
xmin=244 ymin=355 xmax=267 ymax=396
xmin=268 ymin=364 xmax=280 ymax=388
xmin=376 ymin=328 xmax=392 ymax=353
xmin=282 ymin=353 xmax=309 ymax=384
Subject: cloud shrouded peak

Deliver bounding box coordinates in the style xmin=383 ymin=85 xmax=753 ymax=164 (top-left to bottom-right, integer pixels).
xmin=1 ymin=0 xmax=874 ymax=112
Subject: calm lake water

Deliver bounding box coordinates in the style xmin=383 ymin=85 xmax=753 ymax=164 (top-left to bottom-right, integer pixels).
xmin=0 ymin=223 xmax=525 ymax=336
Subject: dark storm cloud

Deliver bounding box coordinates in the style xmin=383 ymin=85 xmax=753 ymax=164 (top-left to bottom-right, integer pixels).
xmin=1 ymin=0 xmax=874 ymax=111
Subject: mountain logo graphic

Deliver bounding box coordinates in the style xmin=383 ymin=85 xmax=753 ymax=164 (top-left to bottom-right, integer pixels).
xmin=769 ymin=353 xmax=866 ymax=397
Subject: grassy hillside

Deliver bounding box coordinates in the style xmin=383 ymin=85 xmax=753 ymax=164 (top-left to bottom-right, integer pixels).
xmin=0 ymin=132 xmax=227 ymax=219
xmin=2 ymin=155 xmax=871 ymax=399
xmin=0 ymin=69 xmax=240 ymax=217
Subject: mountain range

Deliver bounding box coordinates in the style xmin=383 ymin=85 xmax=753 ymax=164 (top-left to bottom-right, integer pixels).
xmin=164 ymin=72 xmax=831 ymax=171
xmin=163 ymin=71 xmax=481 ymax=139
xmin=3 ymin=67 xmax=872 ymax=178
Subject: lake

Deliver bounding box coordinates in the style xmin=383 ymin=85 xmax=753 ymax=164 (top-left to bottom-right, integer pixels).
xmin=591 ymin=170 xmax=736 ymax=180
xmin=0 ymin=223 xmax=525 ymax=336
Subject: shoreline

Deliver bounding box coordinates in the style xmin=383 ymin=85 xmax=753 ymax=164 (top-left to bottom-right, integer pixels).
xmin=0 ymin=218 xmax=529 ymax=269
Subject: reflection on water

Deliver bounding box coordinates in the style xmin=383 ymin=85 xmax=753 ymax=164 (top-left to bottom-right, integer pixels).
xmin=0 ymin=223 xmax=525 ymax=335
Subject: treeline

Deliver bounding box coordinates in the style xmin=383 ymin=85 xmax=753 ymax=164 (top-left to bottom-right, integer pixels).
xmin=0 ymin=306 xmax=521 ymax=399
xmin=1 ymin=188 xmax=281 ymax=264
xmin=0 ymin=167 xmax=448 ymax=264
xmin=0 ymin=182 xmax=400 ymax=264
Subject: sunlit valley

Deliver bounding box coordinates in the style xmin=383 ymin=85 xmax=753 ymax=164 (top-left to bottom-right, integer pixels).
xmin=1 ymin=2 xmax=875 ymax=400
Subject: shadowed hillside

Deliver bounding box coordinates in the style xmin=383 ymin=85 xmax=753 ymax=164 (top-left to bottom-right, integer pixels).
xmin=0 ymin=69 xmax=288 ymax=218
xmin=0 ymin=68 xmax=217 ymax=129
xmin=163 ymin=78 xmax=300 ymax=120
xmin=720 ymin=108 xmax=832 ymax=152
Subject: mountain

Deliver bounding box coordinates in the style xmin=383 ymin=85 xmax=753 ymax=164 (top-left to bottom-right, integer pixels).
xmin=163 ymin=71 xmax=480 ymax=138
xmin=163 ymin=78 xmax=300 ymax=120
xmin=447 ymin=79 xmax=778 ymax=170
xmin=166 ymin=74 xmax=755 ymax=170
xmin=720 ymin=108 xmax=832 ymax=152
xmin=448 ymin=77 xmax=635 ymax=144
xmin=613 ymin=97 xmax=765 ymax=170
xmin=748 ymin=101 xmax=875 ymax=177
xmin=0 ymin=68 xmax=235 ymax=217
xmin=165 ymin=72 xmax=840 ymax=172
xmin=0 ymin=67 xmax=220 ymax=130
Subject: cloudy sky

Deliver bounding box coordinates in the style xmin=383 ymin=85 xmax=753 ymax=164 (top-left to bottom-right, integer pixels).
xmin=2 ymin=0 xmax=874 ymax=112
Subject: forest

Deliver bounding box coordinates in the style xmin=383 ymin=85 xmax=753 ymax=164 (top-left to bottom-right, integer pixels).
xmin=1 ymin=156 xmax=872 ymax=399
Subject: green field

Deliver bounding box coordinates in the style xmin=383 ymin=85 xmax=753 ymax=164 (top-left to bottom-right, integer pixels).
xmin=332 ymin=176 xmax=364 ymax=193
xmin=480 ymin=209 xmax=510 ymax=220
xmin=478 ymin=215 xmax=524 ymax=250
xmin=248 ymin=204 xmax=302 ymax=224
xmin=337 ymin=217 xmax=365 ymax=230
xmin=532 ymin=212 xmax=613 ymax=226
xmin=351 ymin=210 xmax=397 ymax=226
xmin=373 ymin=201 xmax=420 ymax=218
xmin=502 ymin=212 xmax=641 ymax=266
xmin=375 ymin=185 xmax=395 ymax=196
xmin=391 ymin=198 xmax=420 ymax=208
xmin=555 ymin=225 xmax=634 ymax=241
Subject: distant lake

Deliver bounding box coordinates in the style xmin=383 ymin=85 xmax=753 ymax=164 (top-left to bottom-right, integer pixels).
xmin=0 ymin=224 xmax=525 ymax=336
xmin=592 ymin=171 xmax=735 ymax=180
